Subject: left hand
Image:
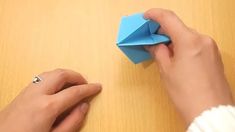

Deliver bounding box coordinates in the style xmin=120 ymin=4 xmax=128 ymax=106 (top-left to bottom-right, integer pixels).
xmin=0 ymin=69 xmax=102 ymax=132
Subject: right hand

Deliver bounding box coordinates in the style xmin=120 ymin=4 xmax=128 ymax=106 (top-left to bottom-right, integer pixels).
xmin=144 ymin=8 xmax=234 ymax=125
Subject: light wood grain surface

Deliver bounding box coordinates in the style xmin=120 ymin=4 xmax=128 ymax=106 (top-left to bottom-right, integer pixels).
xmin=0 ymin=0 xmax=235 ymax=132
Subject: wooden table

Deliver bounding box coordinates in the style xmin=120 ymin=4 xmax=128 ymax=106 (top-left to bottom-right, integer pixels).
xmin=0 ymin=0 xmax=235 ymax=131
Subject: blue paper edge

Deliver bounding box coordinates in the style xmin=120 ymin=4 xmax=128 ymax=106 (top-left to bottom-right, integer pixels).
xmin=118 ymin=45 xmax=152 ymax=64
xmin=116 ymin=13 xmax=149 ymax=44
xmin=116 ymin=13 xmax=171 ymax=64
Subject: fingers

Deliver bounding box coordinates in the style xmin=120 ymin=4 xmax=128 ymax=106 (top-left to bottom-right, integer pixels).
xmin=32 ymin=69 xmax=87 ymax=94
xmin=145 ymin=44 xmax=171 ymax=70
xmin=52 ymin=103 xmax=89 ymax=132
xmin=144 ymin=8 xmax=190 ymax=67
xmin=144 ymin=8 xmax=189 ymax=41
xmin=54 ymin=83 xmax=101 ymax=114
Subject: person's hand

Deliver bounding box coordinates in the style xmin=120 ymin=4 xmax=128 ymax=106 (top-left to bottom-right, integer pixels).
xmin=144 ymin=8 xmax=234 ymax=125
xmin=0 ymin=69 xmax=102 ymax=132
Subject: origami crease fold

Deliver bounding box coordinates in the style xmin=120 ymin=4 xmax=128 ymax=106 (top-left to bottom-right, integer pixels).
xmin=116 ymin=13 xmax=170 ymax=64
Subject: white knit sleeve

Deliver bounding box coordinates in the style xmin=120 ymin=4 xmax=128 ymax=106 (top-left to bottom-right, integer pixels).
xmin=187 ymin=105 xmax=235 ymax=132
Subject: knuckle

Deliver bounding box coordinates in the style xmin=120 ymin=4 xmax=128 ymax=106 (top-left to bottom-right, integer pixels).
xmin=54 ymin=68 xmax=66 ymax=73
xmin=186 ymin=33 xmax=200 ymax=45
xmin=40 ymin=98 xmax=56 ymax=110
xmin=146 ymin=8 xmax=161 ymax=15
xmin=145 ymin=8 xmax=177 ymax=25
xmin=167 ymin=10 xmax=176 ymax=16
xmin=39 ymin=98 xmax=59 ymax=115
xmin=201 ymin=36 xmax=217 ymax=49
xmin=38 ymin=71 xmax=50 ymax=77
xmin=158 ymin=11 xmax=167 ymax=19
xmin=54 ymin=69 xmax=68 ymax=80
xmin=185 ymin=34 xmax=204 ymax=54
xmin=201 ymin=36 xmax=214 ymax=44
xmin=184 ymin=33 xmax=219 ymax=56
xmin=39 ymin=72 xmax=47 ymax=76
xmin=147 ymin=8 xmax=157 ymax=13
xmin=164 ymin=10 xmax=176 ymax=17
xmin=159 ymin=10 xmax=176 ymax=21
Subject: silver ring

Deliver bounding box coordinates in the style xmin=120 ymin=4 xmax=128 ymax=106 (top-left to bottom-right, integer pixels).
xmin=32 ymin=76 xmax=42 ymax=84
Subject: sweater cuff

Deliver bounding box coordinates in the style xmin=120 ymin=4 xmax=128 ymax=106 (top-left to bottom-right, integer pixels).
xmin=187 ymin=105 xmax=235 ymax=132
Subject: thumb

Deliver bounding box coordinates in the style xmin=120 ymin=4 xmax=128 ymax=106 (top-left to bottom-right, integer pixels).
xmin=145 ymin=44 xmax=171 ymax=69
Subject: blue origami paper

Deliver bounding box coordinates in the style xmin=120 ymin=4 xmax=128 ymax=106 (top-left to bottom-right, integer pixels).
xmin=116 ymin=13 xmax=171 ymax=64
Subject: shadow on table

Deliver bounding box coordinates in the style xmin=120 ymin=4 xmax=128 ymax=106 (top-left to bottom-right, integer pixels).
xmin=116 ymin=58 xmax=162 ymax=88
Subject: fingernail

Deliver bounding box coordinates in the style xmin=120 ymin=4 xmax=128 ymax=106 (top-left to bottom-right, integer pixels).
xmin=80 ymin=103 xmax=89 ymax=114
xmin=93 ymin=83 xmax=102 ymax=91
xmin=82 ymin=74 xmax=89 ymax=83
xmin=95 ymin=83 xmax=102 ymax=87
xmin=143 ymin=16 xmax=149 ymax=20
xmin=143 ymin=13 xmax=149 ymax=20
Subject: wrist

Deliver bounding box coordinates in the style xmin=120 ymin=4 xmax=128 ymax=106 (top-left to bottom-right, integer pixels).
xmin=181 ymin=93 xmax=234 ymax=126
xmin=169 ymin=85 xmax=234 ymax=126
xmin=187 ymin=105 xmax=235 ymax=131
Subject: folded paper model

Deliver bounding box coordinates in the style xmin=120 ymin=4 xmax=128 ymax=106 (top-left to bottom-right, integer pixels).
xmin=116 ymin=13 xmax=171 ymax=64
